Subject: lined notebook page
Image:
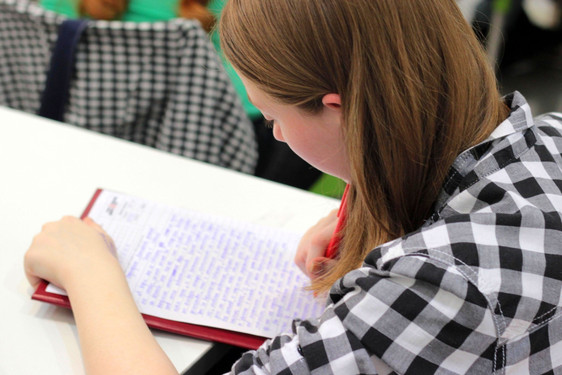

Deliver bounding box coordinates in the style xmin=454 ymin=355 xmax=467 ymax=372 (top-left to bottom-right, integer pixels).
xmin=48 ymin=190 xmax=326 ymax=338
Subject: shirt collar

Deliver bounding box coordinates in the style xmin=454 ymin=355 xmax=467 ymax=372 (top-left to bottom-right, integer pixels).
xmin=487 ymin=91 xmax=535 ymax=140
xmin=430 ymin=91 xmax=537 ymax=220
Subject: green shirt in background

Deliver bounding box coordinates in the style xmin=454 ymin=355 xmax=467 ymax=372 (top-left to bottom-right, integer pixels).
xmin=123 ymin=0 xmax=178 ymax=22
xmin=40 ymin=0 xmax=178 ymax=21
xmin=40 ymin=0 xmax=77 ymax=17
xmin=39 ymin=0 xmax=261 ymax=120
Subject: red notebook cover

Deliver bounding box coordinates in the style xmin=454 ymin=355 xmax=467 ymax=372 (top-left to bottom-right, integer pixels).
xmin=32 ymin=189 xmax=266 ymax=350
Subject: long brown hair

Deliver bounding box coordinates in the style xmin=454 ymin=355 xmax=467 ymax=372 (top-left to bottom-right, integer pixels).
xmin=221 ymin=0 xmax=509 ymax=293
xmin=79 ymin=0 xmax=215 ymax=32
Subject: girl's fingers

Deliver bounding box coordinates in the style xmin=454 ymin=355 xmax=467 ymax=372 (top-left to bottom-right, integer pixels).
xmin=295 ymin=209 xmax=339 ymax=278
xmin=24 ymin=269 xmax=41 ymax=290
xmin=83 ymin=217 xmax=117 ymax=257
xmin=304 ymin=222 xmax=337 ymax=275
xmin=83 ymin=217 xmax=105 ymax=233
xmin=24 ymin=216 xmax=119 ymax=291
xmin=309 ymin=257 xmax=337 ymax=279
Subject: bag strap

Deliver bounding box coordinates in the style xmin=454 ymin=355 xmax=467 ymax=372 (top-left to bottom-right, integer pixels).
xmin=38 ymin=19 xmax=89 ymax=121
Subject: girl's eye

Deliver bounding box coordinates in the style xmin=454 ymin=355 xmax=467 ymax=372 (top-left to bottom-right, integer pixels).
xmin=265 ymin=119 xmax=275 ymax=129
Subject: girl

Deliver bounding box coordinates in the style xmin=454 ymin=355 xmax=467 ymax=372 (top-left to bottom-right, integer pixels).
xmin=25 ymin=0 xmax=562 ymax=373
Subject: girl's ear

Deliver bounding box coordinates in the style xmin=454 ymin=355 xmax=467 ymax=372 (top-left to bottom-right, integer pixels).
xmin=322 ymin=93 xmax=342 ymax=110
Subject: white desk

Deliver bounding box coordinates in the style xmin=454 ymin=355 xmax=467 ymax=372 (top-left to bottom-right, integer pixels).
xmin=0 ymin=107 xmax=339 ymax=374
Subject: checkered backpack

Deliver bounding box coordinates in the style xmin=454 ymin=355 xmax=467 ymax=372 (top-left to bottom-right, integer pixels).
xmin=0 ymin=0 xmax=258 ymax=174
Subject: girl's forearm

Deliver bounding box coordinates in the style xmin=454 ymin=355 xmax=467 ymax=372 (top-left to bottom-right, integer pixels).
xmin=65 ymin=263 xmax=178 ymax=375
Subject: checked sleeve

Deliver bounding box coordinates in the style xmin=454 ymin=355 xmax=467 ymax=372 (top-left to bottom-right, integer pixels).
xmin=228 ymin=255 xmax=498 ymax=375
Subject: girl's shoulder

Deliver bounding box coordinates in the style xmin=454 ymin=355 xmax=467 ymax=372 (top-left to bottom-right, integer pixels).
xmin=535 ymin=111 xmax=562 ymax=132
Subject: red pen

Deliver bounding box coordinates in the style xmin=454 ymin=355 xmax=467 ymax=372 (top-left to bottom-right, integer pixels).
xmin=324 ymin=184 xmax=349 ymax=259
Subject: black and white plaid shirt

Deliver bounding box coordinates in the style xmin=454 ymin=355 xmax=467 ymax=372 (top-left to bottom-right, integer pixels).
xmin=230 ymin=92 xmax=562 ymax=374
xmin=0 ymin=0 xmax=257 ymax=174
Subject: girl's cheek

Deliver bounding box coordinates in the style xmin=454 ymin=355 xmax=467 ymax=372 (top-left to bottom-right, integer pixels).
xmin=273 ymin=123 xmax=285 ymax=142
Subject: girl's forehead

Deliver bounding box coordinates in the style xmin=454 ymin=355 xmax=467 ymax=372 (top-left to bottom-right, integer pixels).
xmin=239 ymin=75 xmax=279 ymax=110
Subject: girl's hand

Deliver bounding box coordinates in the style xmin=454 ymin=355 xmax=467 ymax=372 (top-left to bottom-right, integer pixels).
xmin=25 ymin=217 xmax=179 ymax=374
xmin=295 ymin=209 xmax=338 ymax=279
xmin=24 ymin=216 xmax=119 ymax=291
